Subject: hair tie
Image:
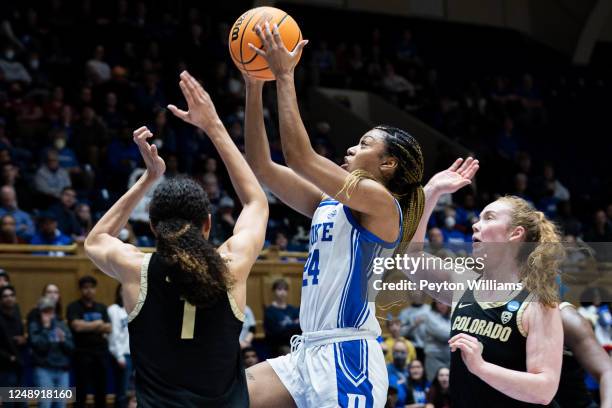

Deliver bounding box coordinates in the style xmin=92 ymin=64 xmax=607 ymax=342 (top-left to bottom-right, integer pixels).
xmin=166 ymin=223 xmax=191 ymax=240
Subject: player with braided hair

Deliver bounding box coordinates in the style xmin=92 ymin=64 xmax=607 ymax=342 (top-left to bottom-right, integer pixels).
xmin=241 ymin=21 xmax=471 ymax=408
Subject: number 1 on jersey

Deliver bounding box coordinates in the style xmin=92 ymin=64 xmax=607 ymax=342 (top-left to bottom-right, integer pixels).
xmin=303 ymin=249 xmax=320 ymax=286
xmin=181 ymin=299 xmax=196 ymax=339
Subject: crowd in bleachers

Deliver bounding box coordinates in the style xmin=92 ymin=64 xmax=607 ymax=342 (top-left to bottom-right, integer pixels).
xmin=4 ymin=266 xmax=608 ymax=407
xmin=299 ymin=4 xmax=612 ymax=249
xmin=1 ymin=1 xmax=612 ymax=254
xmin=0 ymin=1 xmax=611 ymax=407
xmin=0 ymin=0 xmax=313 ymax=253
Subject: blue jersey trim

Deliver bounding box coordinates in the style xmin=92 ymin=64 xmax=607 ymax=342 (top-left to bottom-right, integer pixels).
xmin=318 ymin=201 xmax=340 ymax=207
xmin=342 ymin=200 xmax=403 ymax=249
xmin=334 ymin=340 xmax=374 ymax=408
xmin=338 ymin=228 xmax=359 ymax=327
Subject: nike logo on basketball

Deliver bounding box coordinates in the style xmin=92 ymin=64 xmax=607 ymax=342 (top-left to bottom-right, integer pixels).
xmin=458 ymin=303 xmax=472 ymax=308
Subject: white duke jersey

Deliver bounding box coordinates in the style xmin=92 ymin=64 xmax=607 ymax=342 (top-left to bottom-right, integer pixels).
xmin=299 ymin=198 xmax=403 ymax=334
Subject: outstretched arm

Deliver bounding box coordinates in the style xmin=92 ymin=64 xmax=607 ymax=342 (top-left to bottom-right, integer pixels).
xmin=250 ymin=23 xmax=397 ymax=222
xmin=243 ymin=76 xmax=322 ymax=218
xmin=562 ymin=305 xmax=612 ymax=408
xmin=84 ymin=127 xmax=163 ymax=282
xmin=403 ymin=158 xmax=479 ymax=303
xmin=168 ymin=71 xmax=268 ymax=283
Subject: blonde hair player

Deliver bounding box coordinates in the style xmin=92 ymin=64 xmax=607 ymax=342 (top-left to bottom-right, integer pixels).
xmin=406 ymin=165 xmax=564 ymax=407
xmin=241 ymin=21 xmax=473 ymax=408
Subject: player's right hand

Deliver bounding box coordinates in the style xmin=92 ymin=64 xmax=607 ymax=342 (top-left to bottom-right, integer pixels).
xmin=241 ymin=70 xmax=265 ymax=87
xmin=133 ymin=126 xmax=166 ymax=180
xmin=167 ymin=71 xmax=223 ymax=133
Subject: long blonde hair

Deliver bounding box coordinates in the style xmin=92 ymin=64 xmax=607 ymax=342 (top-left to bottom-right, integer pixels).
xmin=338 ymin=126 xmax=425 ymax=250
xmin=499 ymin=196 xmax=565 ymax=307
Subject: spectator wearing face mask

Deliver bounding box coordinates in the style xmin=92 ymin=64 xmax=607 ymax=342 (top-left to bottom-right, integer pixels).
xmin=440 ymin=206 xmax=468 ymax=252
xmin=48 ymin=130 xmax=79 ymax=174
xmin=386 ymin=341 xmax=411 ymax=408
xmin=383 ymin=316 xmax=417 ymax=366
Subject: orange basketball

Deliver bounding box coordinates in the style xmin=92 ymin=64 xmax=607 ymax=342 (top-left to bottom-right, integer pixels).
xmin=228 ymin=7 xmax=302 ymax=81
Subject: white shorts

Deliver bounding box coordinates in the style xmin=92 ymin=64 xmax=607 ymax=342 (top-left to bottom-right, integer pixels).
xmin=267 ymin=329 xmax=388 ymax=408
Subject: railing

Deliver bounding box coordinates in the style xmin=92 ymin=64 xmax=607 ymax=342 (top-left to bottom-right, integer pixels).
xmin=0 ymin=243 xmax=309 ymax=259
xmin=0 ymin=243 xmax=306 ymax=331
xmin=1 ymin=244 xmax=611 ymax=331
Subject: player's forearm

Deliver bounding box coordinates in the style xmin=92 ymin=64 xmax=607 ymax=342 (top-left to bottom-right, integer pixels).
xmin=275 ymin=73 xmax=318 ymax=171
xmin=600 ymin=369 xmax=612 ymax=408
xmin=86 ymin=173 xmax=156 ymax=244
xmin=71 ymin=320 xmax=101 ymax=333
xmin=409 ymin=184 xmax=442 ymax=252
xmin=206 ymin=122 xmax=266 ymax=207
xmin=474 ymin=362 xmax=558 ymax=405
xmin=244 ymin=82 xmax=274 ymax=175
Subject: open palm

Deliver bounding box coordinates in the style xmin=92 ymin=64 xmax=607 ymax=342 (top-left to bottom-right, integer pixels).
xmin=428 ymin=157 xmax=479 ymax=195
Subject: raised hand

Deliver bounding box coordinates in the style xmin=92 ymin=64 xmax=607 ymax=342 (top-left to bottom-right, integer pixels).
xmin=167 ymin=71 xmax=222 ymax=133
xmin=248 ymin=21 xmax=308 ymax=78
xmin=426 ymin=157 xmax=479 ymax=196
xmin=133 ymin=126 xmax=165 ymax=180
xmin=241 ymin=70 xmax=265 ymax=88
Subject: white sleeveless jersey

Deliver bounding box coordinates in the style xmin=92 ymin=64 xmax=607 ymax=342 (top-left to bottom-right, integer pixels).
xmin=299 ymin=198 xmax=403 ymax=335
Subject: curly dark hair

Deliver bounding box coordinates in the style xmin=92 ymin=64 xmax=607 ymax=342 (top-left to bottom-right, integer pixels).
xmin=149 ymin=176 xmax=230 ymax=308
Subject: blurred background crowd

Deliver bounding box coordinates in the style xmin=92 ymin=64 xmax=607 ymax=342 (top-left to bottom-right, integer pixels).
xmin=0 ymin=0 xmax=611 ymax=407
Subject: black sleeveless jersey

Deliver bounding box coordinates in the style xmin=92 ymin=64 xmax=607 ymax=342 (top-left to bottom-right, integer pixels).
xmin=128 ymin=253 xmax=249 ymax=408
xmin=450 ymin=287 xmax=557 ymax=408
xmin=553 ymin=303 xmax=595 ymax=408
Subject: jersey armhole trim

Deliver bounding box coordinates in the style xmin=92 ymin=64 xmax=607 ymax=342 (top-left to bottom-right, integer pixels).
xmin=516 ymin=292 xmax=534 ymax=337
xmin=127 ymin=253 xmax=151 ymax=323
xmin=227 ymin=292 xmax=245 ymax=322
xmin=559 ymin=301 xmax=575 ymax=310
xmin=342 ymin=200 xmax=402 ymax=249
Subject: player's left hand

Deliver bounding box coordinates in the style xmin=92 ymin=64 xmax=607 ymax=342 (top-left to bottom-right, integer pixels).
xmin=168 ymin=71 xmax=223 ymax=133
xmin=426 ymin=157 xmax=479 ymax=196
xmin=249 ymin=21 xmax=308 ymax=78
xmin=449 ymin=333 xmax=485 ymax=375
xmin=133 ymin=126 xmax=166 ymax=180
